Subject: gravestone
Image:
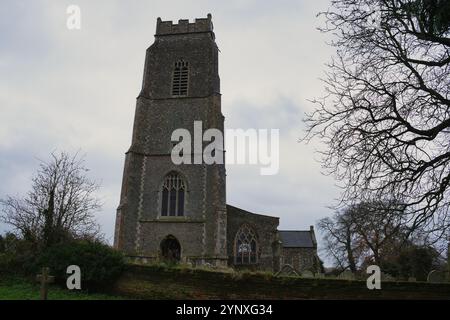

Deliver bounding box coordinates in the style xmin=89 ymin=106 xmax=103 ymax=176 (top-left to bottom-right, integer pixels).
xmin=274 ymin=264 xmax=299 ymax=277
xmin=36 ymin=267 xmax=55 ymax=300
xmin=381 ymin=272 xmax=395 ymax=281
xmin=427 ymin=270 xmax=446 ymax=283
xmin=338 ymin=271 xmax=355 ymax=280
xmin=301 ymin=270 xmax=314 ymax=278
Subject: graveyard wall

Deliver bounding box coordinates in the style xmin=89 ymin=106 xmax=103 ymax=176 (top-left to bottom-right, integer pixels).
xmin=112 ymin=264 xmax=450 ymax=300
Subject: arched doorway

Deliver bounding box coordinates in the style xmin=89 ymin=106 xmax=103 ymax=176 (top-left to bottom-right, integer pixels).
xmin=160 ymin=235 xmax=181 ymax=263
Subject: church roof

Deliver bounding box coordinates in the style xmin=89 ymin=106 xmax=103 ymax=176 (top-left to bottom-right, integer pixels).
xmin=226 ymin=204 xmax=279 ymax=220
xmin=278 ymin=230 xmax=315 ymax=248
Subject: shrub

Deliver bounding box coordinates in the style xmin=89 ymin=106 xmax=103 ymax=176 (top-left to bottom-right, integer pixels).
xmin=37 ymin=240 xmax=126 ymax=291
xmin=0 ymin=233 xmax=37 ymax=275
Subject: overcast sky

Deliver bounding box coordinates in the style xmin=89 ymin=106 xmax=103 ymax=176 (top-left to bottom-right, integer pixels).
xmin=0 ymin=0 xmax=339 ymax=260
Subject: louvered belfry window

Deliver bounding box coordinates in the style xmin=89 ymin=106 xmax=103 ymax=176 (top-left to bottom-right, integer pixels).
xmin=172 ymin=60 xmax=189 ymax=96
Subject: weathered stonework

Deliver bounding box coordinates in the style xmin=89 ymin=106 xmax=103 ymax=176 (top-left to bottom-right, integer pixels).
xmin=114 ymin=14 xmax=226 ymax=266
xmin=226 ymin=205 xmax=280 ymax=271
xmin=114 ymin=15 xmax=320 ymax=272
xmin=281 ymin=248 xmax=320 ymax=273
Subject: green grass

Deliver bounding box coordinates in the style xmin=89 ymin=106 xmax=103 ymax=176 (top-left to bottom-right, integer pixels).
xmin=0 ymin=277 xmax=127 ymax=300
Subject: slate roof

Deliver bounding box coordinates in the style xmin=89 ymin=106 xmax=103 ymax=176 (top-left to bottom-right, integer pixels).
xmin=278 ymin=230 xmax=315 ymax=248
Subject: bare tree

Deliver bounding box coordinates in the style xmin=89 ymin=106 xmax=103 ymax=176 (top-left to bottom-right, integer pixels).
xmin=319 ymin=200 xmax=410 ymax=270
xmin=304 ymin=0 xmax=450 ymax=236
xmin=347 ymin=201 xmax=410 ymax=265
xmin=318 ymin=211 xmax=362 ymax=272
xmin=0 ymin=151 xmax=102 ymax=248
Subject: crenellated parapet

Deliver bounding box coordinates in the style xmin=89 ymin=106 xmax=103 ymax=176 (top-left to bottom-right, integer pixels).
xmin=156 ymin=14 xmax=214 ymax=37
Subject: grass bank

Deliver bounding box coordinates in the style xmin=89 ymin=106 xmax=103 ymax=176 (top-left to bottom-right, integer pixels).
xmin=0 ymin=276 xmax=126 ymax=300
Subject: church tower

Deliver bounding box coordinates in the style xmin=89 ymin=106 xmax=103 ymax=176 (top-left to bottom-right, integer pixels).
xmin=114 ymin=14 xmax=227 ymax=266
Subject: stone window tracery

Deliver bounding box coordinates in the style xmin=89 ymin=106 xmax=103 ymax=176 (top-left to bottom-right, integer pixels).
xmin=234 ymin=224 xmax=258 ymax=264
xmin=161 ymin=172 xmax=186 ymax=216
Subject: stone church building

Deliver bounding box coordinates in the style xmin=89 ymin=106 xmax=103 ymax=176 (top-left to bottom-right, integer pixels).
xmin=114 ymin=14 xmax=321 ymax=273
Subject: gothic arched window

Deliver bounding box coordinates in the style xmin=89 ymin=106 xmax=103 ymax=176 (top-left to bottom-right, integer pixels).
xmin=161 ymin=172 xmax=186 ymax=216
xmin=234 ymin=224 xmax=258 ymax=264
xmin=172 ymin=60 xmax=189 ymax=96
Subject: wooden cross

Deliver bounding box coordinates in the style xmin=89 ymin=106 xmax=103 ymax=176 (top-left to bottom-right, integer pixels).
xmin=36 ymin=267 xmax=55 ymax=300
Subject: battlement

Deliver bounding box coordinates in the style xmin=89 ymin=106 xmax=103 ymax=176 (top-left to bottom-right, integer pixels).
xmin=156 ymin=14 xmax=214 ymax=37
